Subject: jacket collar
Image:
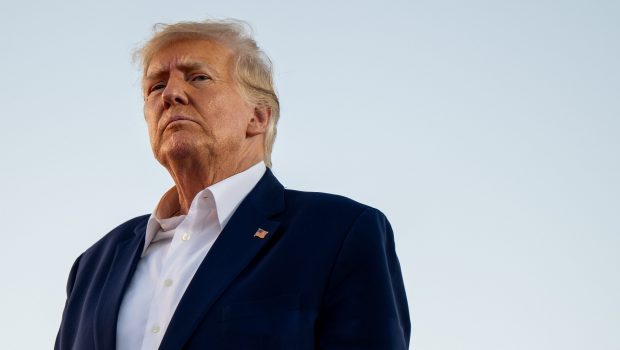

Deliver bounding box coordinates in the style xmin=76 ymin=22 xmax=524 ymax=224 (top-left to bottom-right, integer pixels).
xmin=93 ymin=218 xmax=147 ymax=350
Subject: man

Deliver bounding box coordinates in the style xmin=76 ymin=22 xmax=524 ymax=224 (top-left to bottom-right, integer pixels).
xmin=55 ymin=19 xmax=410 ymax=349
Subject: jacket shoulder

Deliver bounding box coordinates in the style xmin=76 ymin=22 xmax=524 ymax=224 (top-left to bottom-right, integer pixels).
xmin=282 ymin=188 xmax=385 ymax=223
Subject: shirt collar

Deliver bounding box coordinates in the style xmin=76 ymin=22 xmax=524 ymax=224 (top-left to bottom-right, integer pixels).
xmin=142 ymin=161 xmax=267 ymax=257
xmin=207 ymin=162 xmax=266 ymax=229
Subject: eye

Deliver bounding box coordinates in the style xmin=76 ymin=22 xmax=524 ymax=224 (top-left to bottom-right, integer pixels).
xmin=149 ymin=83 xmax=165 ymax=94
xmin=191 ymin=74 xmax=211 ymax=82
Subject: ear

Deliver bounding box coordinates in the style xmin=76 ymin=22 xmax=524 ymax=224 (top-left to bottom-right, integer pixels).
xmin=246 ymin=104 xmax=272 ymax=137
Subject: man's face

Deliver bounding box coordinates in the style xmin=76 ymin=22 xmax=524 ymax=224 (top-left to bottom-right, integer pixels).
xmin=143 ymin=37 xmax=256 ymax=167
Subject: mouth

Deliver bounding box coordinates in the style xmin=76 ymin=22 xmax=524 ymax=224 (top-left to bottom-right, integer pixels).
xmin=163 ymin=115 xmax=194 ymax=130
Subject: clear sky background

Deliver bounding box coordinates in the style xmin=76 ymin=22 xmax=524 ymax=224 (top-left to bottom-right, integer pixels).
xmin=0 ymin=0 xmax=618 ymax=349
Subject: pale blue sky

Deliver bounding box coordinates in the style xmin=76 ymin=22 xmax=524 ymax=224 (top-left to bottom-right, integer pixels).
xmin=0 ymin=0 xmax=618 ymax=349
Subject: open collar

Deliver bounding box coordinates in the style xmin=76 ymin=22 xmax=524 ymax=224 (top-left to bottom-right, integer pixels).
xmin=141 ymin=162 xmax=266 ymax=257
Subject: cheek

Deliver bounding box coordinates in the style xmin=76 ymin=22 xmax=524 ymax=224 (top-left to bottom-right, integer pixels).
xmin=216 ymin=95 xmax=254 ymax=128
xmin=143 ymin=105 xmax=159 ymax=142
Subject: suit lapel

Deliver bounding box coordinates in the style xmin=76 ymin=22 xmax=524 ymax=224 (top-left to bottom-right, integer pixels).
xmin=93 ymin=219 xmax=147 ymax=350
xmin=159 ymin=169 xmax=285 ymax=350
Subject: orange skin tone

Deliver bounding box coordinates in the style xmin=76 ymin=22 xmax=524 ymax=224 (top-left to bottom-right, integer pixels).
xmin=143 ymin=38 xmax=271 ymax=216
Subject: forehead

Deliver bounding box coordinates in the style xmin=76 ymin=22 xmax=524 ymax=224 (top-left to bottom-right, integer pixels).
xmin=145 ymin=37 xmax=235 ymax=79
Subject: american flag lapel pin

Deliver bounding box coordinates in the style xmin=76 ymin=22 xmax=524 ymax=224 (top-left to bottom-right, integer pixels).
xmin=253 ymin=228 xmax=269 ymax=239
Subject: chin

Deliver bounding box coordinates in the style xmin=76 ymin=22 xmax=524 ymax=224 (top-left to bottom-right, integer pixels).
xmin=157 ymin=135 xmax=201 ymax=162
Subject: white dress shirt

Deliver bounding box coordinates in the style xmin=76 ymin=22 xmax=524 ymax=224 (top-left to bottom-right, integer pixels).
xmin=116 ymin=162 xmax=266 ymax=350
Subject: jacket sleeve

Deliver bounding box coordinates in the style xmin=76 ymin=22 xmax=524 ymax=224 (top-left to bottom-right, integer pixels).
xmin=54 ymin=254 xmax=82 ymax=350
xmin=317 ymin=208 xmax=411 ymax=349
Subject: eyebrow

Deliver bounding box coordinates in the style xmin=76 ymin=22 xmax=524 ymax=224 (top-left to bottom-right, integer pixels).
xmin=145 ymin=60 xmax=214 ymax=81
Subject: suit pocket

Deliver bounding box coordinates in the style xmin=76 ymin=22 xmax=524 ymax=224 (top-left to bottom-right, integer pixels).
xmin=221 ymin=293 xmax=300 ymax=321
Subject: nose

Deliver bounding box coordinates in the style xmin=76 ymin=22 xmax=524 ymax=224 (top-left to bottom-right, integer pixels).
xmin=162 ymin=76 xmax=189 ymax=108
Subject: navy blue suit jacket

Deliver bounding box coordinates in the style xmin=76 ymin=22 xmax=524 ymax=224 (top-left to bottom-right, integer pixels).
xmin=55 ymin=169 xmax=410 ymax=349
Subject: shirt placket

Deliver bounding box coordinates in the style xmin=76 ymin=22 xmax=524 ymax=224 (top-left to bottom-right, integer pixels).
xmin=140 ymin=222 xmax=190 ymax=349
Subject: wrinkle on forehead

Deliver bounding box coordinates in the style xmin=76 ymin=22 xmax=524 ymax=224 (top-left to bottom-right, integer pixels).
xmin=144 ymin=38 xmax=235 ymax=80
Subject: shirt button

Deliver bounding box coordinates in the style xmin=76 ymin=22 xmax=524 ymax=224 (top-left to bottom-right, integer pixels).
xmin=164 ymin=279 xmax=173 ymax=287
xmin=151 ymin=325 xmax=160 ymax=333
xmin=182 ymin=232 xmax=191 ymax=241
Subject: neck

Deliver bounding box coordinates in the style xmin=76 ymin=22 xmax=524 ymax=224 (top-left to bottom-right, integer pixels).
xmin=163 ymin=152 xmax=263 ymax=215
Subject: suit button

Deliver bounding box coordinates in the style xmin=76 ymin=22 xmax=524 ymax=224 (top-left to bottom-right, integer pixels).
xmin=181 ymin=232 xmax=191 ymax=241
xmin=151 ymin=326 xmax=160 ymax=333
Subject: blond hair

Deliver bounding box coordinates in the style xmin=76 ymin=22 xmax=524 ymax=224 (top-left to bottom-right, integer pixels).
xmin=134 ymin=19 xmax=280 ymax=168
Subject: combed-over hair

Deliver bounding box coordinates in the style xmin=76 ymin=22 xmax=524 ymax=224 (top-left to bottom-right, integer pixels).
xmin=134 ymin=19 xmax=280 ymax=168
